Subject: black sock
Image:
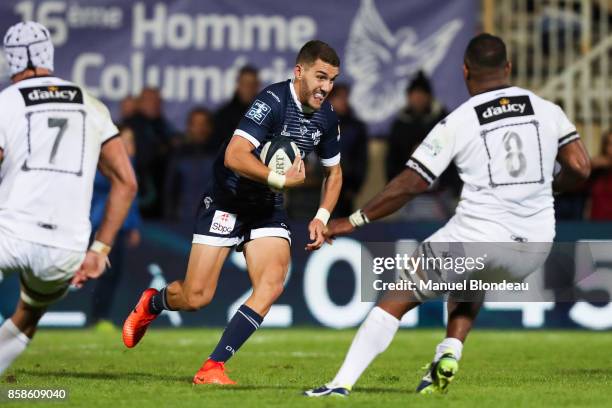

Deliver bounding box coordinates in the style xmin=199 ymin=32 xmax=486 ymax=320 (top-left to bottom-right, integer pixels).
xmin=209 ymin=304 xmax=263 ymax=363
xmin=149 ymin=287 xmax=170 ymax=314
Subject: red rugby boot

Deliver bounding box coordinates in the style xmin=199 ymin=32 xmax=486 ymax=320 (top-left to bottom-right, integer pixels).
xmin=193 ymin=359 xmax=237 ymax=385
xmin=122 ymin=288 xmax=159 ymax=348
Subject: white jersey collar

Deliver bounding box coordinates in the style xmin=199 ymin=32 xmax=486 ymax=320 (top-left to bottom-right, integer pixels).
xmin=290 ymin=80 xmax=314 ymax=114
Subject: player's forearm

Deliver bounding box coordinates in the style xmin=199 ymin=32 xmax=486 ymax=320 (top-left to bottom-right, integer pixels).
xmin=95 ymin=181 xmax=137 ymax=246
xmin=553 ymin=140 xmax=591 ymax=193
xmin=318 ymin=165 xmax=342 ymax=213
xmin=361 ymin=168 xmax=428 ymax=222
xmin=225 ymin=149 xmax=270 ymax=184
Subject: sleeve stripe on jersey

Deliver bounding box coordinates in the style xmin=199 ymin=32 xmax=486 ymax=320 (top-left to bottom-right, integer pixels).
xmin=406 ymin=157 xmax=435 ymax=185
xmin=321 ymin=153 xmax=341 ymax=167
xmin=559 ymin=131 xmax=579 ymax=147
xmin=234 ymin=129 xmax=261 ymax=148
xmin=101 ymin=133 xmax=120 ymax=147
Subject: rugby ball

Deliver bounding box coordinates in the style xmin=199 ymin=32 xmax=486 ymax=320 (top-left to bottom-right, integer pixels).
xmin=260 ymin=137 xmax=301 ymax=175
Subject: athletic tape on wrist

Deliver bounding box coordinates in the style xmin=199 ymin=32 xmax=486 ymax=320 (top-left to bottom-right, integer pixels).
xmin=348 ymin=209 xmax=370 ymax=228
xmin=314 ymin=208 xmax=330 ymax=225
xmin=267 ymin=171 xmax=286 ymax=190
xmin=89 ymin=240 xmax=112 ymax=267
xmin=89 ymin=240 xmax=111 ymax=255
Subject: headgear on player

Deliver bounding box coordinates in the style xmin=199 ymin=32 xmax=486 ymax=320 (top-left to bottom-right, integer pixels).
xmin=3 ymin=21 xmax=54 ymax=77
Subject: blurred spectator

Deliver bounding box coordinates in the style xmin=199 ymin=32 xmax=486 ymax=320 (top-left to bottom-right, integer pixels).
xmin=165 ymin=108 xmax=217 ymax=220
xmin=119 ymin=95 xmax=137 ymax=123
xmin=125 ymin=87 xmax=176 ymax=219
xmin=328 ymin=84 xmax=368 ymax=217
xmin=587 ymin=130 xmax=612 ymax=220
xmin=177 ymin=107 xmax=217 ymax=155
xmin=90 ymin=126 xmax=141 ymax=331
xmin=214 ymin=65 xmax=260 ymax=148
xmin=386 ymin=71 xmax=448 ymax=180
xmin=385 ymin=71 xmax=459 ymax=220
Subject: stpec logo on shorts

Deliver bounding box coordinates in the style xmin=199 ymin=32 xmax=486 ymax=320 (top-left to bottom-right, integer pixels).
xmin=474 ymin=95 xmax=535 ymax=125
xmin=210 ymin=210 xmax=237 ymax=235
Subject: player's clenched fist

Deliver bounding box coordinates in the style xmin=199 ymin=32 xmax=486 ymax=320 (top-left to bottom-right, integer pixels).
xmin=306 ymin=218 xmax=326 ymax=251
xmin=71 ymin=250 xmax=108 ymax=288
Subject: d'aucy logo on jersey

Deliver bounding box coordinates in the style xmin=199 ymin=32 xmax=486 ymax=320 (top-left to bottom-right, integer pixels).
xmin=474 ymin=95 xmax=535 ymax=125
xmin=246 ymin=99 xmax=271 ymax=124
xmin=20 ymin=85 xmax=83 ymax=106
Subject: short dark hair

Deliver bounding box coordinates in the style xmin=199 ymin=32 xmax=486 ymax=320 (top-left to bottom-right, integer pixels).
xmin=187 ymin=106 xmax=212 ymax=123
xmin=296 ymin=40 xmax=340 ymax=67
xmin=464 ymin=33 xmax=508 ymax=69
xmin=238 ymin=65 xmax=258 ymax=78
xmin=407 ymin=71 xmax=432 ymax=94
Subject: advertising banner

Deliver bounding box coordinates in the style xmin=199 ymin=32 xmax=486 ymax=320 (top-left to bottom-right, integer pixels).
xmin=2 ymin=221 xmax=611 ymax=330
xmin=0 ymin=0 xmax=477 ymax=135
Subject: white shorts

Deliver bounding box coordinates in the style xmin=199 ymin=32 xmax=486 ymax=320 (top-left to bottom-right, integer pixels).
xmin=401 ymin=215 xmax=552 ymax=300
xmin=0 ymin=230 xmax=85 ymax=307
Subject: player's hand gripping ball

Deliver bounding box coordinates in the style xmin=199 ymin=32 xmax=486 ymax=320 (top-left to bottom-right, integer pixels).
xmin=260 ymin=136 xmax=301 ymax=175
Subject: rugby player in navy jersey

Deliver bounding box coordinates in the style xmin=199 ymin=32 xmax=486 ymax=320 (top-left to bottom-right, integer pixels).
xmin=123 ymin=40 xmax=343 ymax=385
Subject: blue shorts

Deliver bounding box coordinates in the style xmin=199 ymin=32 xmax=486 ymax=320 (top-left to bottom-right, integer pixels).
xmin=193 ymin=193 xmax=291 ymax=251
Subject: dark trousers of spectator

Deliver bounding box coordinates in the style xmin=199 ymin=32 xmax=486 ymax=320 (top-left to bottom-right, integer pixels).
xmin=91 ymin=231 xmax=126 ymax=324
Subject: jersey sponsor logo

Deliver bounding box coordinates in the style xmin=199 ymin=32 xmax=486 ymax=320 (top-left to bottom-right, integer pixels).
xmin=474 ymin=95 xmax=534 ymax=125
xmin=20 ymin=85 xmax=83 ymax=106
xmin=246 ymin=99 xmax=271 ymax=124
xmin=311 ymin=129 xmax=322 ymax=145
xmin=266 ymin=90 xmax=280 ymax=103
xmin=421 ymin=138 xmax=443 ymax=157
xmin=210 ymin=210 xmax=237 ymax=235
xmin=299 ymin=125 xmax=308 ymax=135
xmin=280 ymin=125 xmax=290 ymax=137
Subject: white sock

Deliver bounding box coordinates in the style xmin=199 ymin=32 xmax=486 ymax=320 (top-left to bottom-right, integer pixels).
xmin=0 ymin=319 xmax=30 ymax=375
xmin=434 ymin=337 xmax=463 ymax=362
xmin=330 ymin=307 xmax=400 ymax=388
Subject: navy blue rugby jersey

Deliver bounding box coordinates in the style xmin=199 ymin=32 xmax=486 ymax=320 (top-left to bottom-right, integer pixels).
xmin=210 ymin=79 xmax=341 ymax=210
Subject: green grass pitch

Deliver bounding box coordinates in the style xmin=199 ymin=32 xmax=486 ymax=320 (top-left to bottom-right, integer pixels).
xmin=1 ymin=328 xmax=611 ymax=407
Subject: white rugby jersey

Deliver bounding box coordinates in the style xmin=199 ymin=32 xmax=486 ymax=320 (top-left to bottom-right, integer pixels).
xmin=0 ymin=76 xmax=118 ymax=251
xmin=407 ymin=86 xmax=579 ymax=242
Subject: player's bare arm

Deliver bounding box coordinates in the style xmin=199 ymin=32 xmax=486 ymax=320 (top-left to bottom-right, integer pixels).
xmin=225 ymin=135 xmax=305 ymax=188
xmin=74 ymin=137 xmax=137 ymax=285
xmin=553 ymin=139 xmax=591 ymax=193
xmin=306 ymin=163 xmax=342 ymax=251
xmin=325 ymin=168 xmax=429 ymax=239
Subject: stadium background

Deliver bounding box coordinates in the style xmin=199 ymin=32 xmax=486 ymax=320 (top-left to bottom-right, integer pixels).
xmin=0 ymin=0 xmax=611 ymax=330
